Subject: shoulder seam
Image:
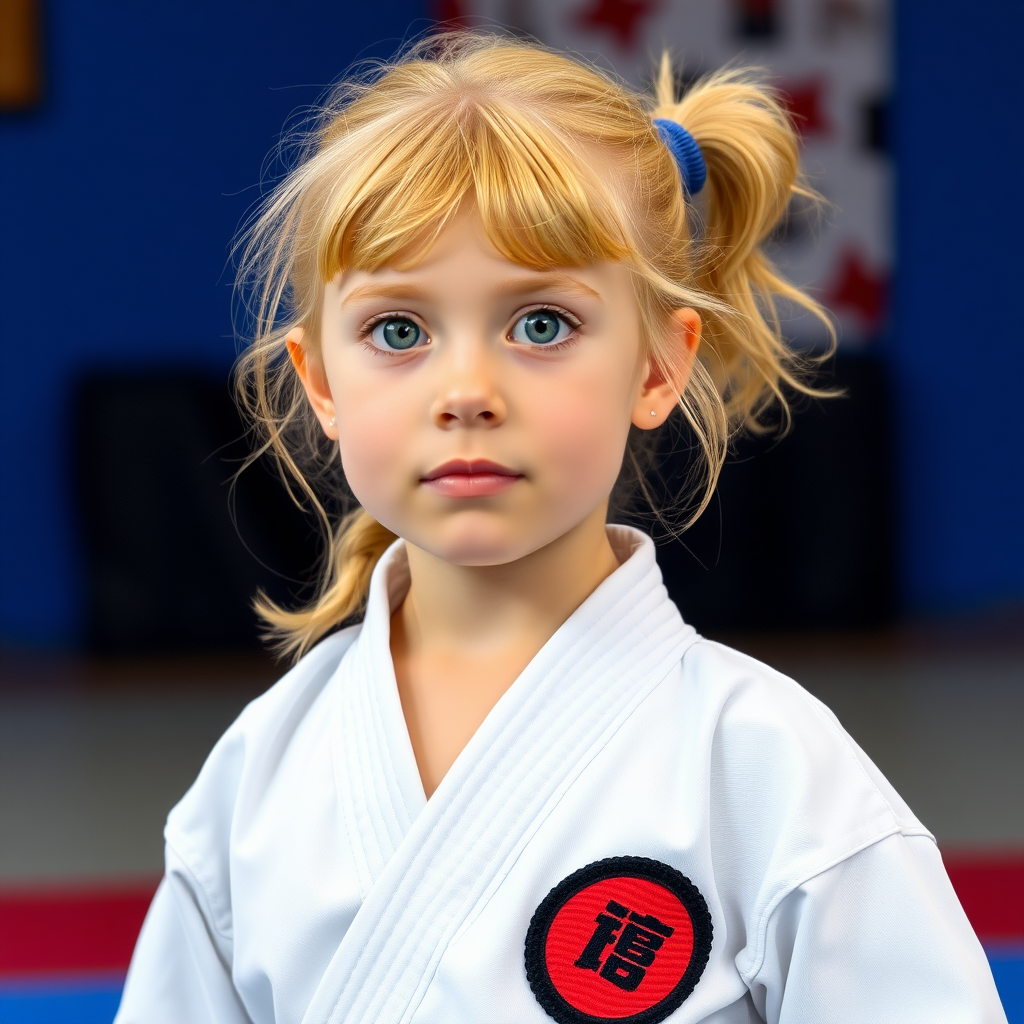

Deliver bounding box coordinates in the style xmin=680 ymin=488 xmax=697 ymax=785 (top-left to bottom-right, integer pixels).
xmin=165 ymin=834 xmax=234 ymax=943
xmin=740 ymin=826 xmax=937 ymax=985
xmin=686 ymin=640 xmax=937 ymax=984
xmin=692 ymin=639 xmax=920 ymax=831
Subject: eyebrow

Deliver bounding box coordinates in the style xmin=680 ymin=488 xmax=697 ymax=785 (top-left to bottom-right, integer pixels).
xmin=339 ymin=283 xmax=435 ymax=306
xmin=338 ymin=272 xmax=602 ymax=308
xmin=493 ymin=273 xmax=602 ymax=301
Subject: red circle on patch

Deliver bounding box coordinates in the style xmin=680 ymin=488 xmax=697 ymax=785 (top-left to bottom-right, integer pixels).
xmin=545 ymin=877 xmax=694 ymax=1017
xmin=525 ymin=857 xmax=713 ymax=1024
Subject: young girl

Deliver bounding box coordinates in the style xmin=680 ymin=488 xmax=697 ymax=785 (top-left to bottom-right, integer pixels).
xmin=116 ymin=32 xmax=1005 ymax=1024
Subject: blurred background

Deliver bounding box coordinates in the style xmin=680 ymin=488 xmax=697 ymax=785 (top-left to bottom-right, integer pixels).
xmin=0 ymin=0 xmax=1021 ymax=1020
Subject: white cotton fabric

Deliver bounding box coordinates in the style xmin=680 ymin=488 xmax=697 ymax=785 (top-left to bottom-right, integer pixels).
xmin=115 ymin=527 xmax=1006 ymax=1024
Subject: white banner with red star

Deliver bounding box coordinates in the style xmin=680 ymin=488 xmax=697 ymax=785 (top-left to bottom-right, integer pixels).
xmin=440 ymin=0 xmax=891 ymax=347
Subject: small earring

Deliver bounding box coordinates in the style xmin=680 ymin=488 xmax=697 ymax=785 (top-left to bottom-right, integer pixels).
xmin=650 ymin=410 xmax=657 ymax=418
xmin=328 ymin=416 xmax=336 ymax=427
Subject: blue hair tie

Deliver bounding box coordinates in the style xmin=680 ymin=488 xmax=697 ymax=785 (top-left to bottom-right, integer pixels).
xmin=653 ymin=118 xmax=706 ymax=196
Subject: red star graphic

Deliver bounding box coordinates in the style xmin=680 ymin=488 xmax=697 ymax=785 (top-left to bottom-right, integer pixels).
xmin=575 ymin=0 xmax=659 ymax=50
xmin=827 ymin=247 xmax=888 ymax=334
xmin=779 ymin=76 xmax=830 ymax=137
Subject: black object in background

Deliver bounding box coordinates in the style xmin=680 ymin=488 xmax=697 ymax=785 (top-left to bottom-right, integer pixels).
xmin=654 ymin=354 xmax=896 ymax=633
xmin=74 ymin=356 xmax=894 ymax=654
xmin=73 ymin=370 xmax=320 ymax=654
xmin=734 ymin=0 xmax=779 ymax=39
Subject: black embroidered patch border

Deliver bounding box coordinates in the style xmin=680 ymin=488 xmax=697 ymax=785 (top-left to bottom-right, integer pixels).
xmin=524 ymin=856 xmax=713 ymax=1024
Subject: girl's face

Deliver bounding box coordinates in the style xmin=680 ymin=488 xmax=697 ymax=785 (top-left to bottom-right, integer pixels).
xmin=292 ymin=207 xmax=696 ymax=567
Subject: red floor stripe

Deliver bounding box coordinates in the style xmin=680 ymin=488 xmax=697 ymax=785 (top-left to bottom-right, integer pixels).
xmin=0 ymin=854 xmax=1020 ymax=975
xmin=0 ymin=882 xmax=158 ymax=977
xmin=945 ymin=852 xmax=1024 ymax=941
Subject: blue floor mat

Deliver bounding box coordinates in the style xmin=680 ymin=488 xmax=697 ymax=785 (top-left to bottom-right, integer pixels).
xmin=988 ymin=945 xmax=1024 ymax=1024
xmin=0 ymin=977 xmax=124 ymax=1024
xmin=1 ymin=952 xmax=1021 ymax=1023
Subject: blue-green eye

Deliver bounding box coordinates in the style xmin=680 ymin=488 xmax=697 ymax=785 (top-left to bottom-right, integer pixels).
xmin=511 ymin=309 xmax=575 ymax=346
xmin=370 ymin=317 xmax=424 ymax=351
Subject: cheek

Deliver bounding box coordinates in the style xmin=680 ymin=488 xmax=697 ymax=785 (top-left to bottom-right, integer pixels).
xmin=528 ymin=366 xmax=633 ymax=499
xmin=329 ymin=367 xmax=414 ymax=513
xmin=335 ymin=419 xmax=385 ymax=511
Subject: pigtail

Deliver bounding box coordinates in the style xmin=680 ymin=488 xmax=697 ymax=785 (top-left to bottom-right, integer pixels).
xmin=254 ymin=508 xmax=397 ymax=661
xmin=651 ymin=55 xmax=835 ymax=431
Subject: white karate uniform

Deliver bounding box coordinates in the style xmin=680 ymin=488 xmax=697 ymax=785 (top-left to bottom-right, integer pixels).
xmin=115 ymin=527 xmax=1006 ymax=1024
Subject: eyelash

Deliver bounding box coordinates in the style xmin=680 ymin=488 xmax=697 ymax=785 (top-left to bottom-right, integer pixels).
xmin=357 ymin=305 xmax=584 ymax=356
xmin=513 ymin=305 xmax=582 ymax=351
xmin=358 ymin=312 xmax=426 ymax=357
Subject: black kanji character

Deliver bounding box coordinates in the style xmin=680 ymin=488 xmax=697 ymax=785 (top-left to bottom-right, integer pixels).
xmin=575 ymin=901 xmax=675 ymax=991
xmin=574 ymin=912 xmax=623 ymax=971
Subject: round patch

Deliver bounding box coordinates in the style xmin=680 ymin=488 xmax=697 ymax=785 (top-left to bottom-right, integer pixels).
xmin=525 ymin=856 xmax=712 ymax=1024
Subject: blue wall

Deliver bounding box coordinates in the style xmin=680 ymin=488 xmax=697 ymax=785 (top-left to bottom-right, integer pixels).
xmin=1 ymin=1 xmax=1022 ymax=645
xmin=0 ymin=1 xmax=425 ymax=645
xmin=892 ymin=0 xmax=1024 ymax=612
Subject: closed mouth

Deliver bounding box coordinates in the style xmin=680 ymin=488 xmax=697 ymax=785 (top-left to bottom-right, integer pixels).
xmin=421 ymin=459 xmax=522 ymax=482
xmin=420 ymin=459 xmax=525 ymax=497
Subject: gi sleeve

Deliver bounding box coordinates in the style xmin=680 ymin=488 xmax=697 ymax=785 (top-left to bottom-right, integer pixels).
xmin=746 ymin=832 xmax=1007 ymax=1023
xmin=114 ymin=847 xmax=253 ymax=1024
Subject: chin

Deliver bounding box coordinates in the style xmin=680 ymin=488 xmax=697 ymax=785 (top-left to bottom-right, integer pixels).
xmin=407 ymin=515 xmax=557 ymax=568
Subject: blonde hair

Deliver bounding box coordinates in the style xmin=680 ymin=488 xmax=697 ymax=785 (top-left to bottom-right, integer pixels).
xmin=234 ymin=31 xmax=833 ymax=660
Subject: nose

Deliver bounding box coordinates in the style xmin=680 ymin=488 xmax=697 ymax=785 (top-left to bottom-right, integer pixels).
xmin=430 ymin=345 xmax=507 ymax=429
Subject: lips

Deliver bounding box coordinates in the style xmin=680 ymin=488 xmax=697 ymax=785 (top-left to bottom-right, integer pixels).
xmin=420 ymin=459 xmax=524 ymax=498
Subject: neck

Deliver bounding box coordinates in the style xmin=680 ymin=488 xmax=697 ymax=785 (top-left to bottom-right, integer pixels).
xmin=396 ymin=506 xmax=621 ymax=661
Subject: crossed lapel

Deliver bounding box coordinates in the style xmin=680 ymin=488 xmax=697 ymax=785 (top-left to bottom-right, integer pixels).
xmin=307 ymin=528 xmax=698 ymax=1024
xmin=329 ymin=546 xmax=425 ymax=899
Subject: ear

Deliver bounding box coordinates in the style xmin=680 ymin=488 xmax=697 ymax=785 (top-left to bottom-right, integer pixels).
xmin=631 ymin=307 xmax=702 ymax=429
xmin=287 ymin=327 xmax=338 ymax=440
